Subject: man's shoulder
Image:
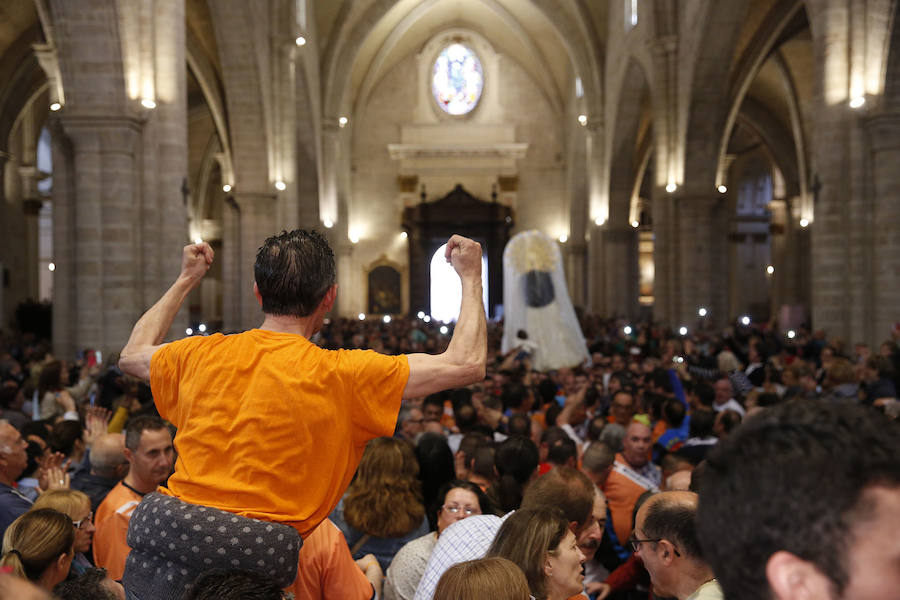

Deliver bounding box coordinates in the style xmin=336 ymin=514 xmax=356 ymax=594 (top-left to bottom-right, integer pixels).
xmin=97 ymin=482 xmax=142 ymax=517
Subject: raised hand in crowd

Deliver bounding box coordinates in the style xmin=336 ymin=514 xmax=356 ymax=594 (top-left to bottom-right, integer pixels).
xmin=84 ymin=406 xmax=113 ymax=449
xmin=38 ymin=452 xmax=71 ymax=491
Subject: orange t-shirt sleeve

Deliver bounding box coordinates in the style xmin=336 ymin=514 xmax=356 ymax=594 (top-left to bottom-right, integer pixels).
xmin=341 ymin=350 xmax=409 ymax=445
xmin=150 ymin=337 xmax=204 ymax=424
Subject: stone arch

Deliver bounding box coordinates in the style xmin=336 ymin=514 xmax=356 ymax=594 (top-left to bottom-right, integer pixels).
xmin=0 ymin=27 xmax=47 ymax=156
xmin=884 ymin=1 xmax=900 ymax=110
xmin=353 ymin=0 xmax=564 ymax=117
xmin=322 ymin=0 xmax=602 ymax=120
xmin=715 ymin=0 xmax=807 ymax=197
xmin=45 ymin=0 xmax=128 ymax=114
xmin=679 ymin=0 xmax=750 ymax=191
xmin=734 ymin=99 xmax=800 ymax=197
xmin=607 ymin=57 xmax=651 ymax=227
xmin=207 ymin=0 xmax=271 ymax=192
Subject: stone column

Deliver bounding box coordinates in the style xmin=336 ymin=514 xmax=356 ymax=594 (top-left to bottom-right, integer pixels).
xmin=864 ymin=111 xmax=900 ymax=344
xmin=232 ymin=193 xmax=278 ymax=330
xmin=651 ymin=189 xmax=675 ymax=325
xmin=21 ymin=198 xmax=43 ymax=302
xmin=654 ymin=193 xmax=727 ymax=329
xmin=600 ymin=226 xmax=639 ymax=319
xmin=0 ymin=154 xmax=6 ymax=327
xmin=54 ymin=117 xmax=142 ymax=358
xmin=768 ymin=198 xmax=788 ymax=320
xmin=221 ymin=193 xmax=242 ymax=332
xmin=320 ymin=123 xmax=340 ymax=228
xmin=152 ymin=0 xmax=189 ymax=335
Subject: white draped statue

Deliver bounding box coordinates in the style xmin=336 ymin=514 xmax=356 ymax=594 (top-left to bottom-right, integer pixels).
xmin=501 ymin=230 xmax=589 ymax=371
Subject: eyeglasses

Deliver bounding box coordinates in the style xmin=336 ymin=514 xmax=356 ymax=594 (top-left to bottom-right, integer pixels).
xmin=72 ymin=512 xmax=93 ymax=530
xmin=441 ymin=504 xmax=480 ymax=516
xmin=628 ymin=536 xmax=680 ymax=556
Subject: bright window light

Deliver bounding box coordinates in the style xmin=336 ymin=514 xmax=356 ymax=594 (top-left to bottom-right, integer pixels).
xmin=430 ymin=243 xmax=488 ymax=323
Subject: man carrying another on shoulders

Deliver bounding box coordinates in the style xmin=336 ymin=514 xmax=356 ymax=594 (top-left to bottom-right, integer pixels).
xmin=117 ymin=230 xmax=486 ymax=599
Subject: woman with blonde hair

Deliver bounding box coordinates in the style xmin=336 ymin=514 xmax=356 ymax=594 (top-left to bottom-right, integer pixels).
xmin=487 ymin=507 xmax=586 ymax=600
xmin=331 ymin=437 xmax=428 ymax=571
xmin=0 ymin=508 xmax=74 ymax=591
xmin=434 ymin=557 xmax=530 ymax=600
xmin=31 ymin=489 xmax=95 ymax=577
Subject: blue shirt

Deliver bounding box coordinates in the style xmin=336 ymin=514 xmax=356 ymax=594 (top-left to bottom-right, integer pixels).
xmin=0 ymin=482 xmax=33 ymax=539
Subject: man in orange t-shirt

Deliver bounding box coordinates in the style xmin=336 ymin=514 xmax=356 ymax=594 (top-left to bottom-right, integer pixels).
xmin=602 ymin=422 xmax=661 ymax=545
xmin=93 ymin=417 xmax=174 ymax=580
xmin=288 ymin=518 xmax=380 ymax=599
xmin=118 ymin=230 xmax=487 ymax=598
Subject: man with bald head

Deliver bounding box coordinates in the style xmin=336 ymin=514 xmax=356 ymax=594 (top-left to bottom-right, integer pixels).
xmin=72 ymin=433 xmax=129 ymax=511
xmin=632 ymin=491 xmax=722 ymax=600
xmin=602 ymin=421 xmax=660 ymax=546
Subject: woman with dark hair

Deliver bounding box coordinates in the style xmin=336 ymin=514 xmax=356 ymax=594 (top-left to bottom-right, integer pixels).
xmin=37 ymin=360 xmax=93 ymax=421
xmin=384 ymin=480 xmax=491 ymax=600
xmin=330 ymin=438 xmax=428 ymax=571
xmin=487 ymin=507 xmax=586 ymax=600
xmin=414 ymin=433 xmax=456 ymax=530
xmin=485 ymin=436 xmax=539 ymax=515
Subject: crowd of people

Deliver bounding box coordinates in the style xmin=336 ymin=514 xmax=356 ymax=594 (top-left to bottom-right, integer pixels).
xmin=0 ymin=231 xmax=897 ymax=599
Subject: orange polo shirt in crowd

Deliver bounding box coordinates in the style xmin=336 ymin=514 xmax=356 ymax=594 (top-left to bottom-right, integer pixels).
xmin=602 ymin=453 xmax=656 ymax=544
xmin=150 ymin=329 xmax=408 ymax=539
xmin=286 ymin=518 xmax=373 ymax=599
xmin=93 ymin=481 xmax=143 ymax=580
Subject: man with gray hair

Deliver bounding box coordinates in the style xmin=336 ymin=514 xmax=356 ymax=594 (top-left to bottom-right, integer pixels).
xmin=0 ymin=421 xmax=31 ymax=538
xmin=397 ymin=405 xmax=425 ymax=441
xmin=71 ymin=433 xmax=129 ymax=511
xmin=632 ymin=491 xmax=721 ymax=600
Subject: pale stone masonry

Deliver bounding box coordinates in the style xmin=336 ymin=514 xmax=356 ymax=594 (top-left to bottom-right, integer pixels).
xmin=0 ymin=0 xmax=898 ymax=353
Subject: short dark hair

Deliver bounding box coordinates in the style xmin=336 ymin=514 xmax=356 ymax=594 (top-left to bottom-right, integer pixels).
xmin=547 ymin=436 xmax=576 ymax=467
xmin=693 ymin=382 xmax=715 ymax=408
xmin=184 ymin=569 xmax=285 ymax=600
xmin=254 ymin=229 xmax=335 ymax=317
xmin=640 ymin=497 xmax=703 ymax=560
xmin=488 ymin=436 xmax=540 ymax=514
xmin=501 ymin=382 xmax=529 ymax=411
xmin=696 ymin=402 xmax=900 ymax=600
xmin=54 ymin=568 xmax=118 ymax=600
xmin=521 ymin=466 xmax=593 ymax=532
xmin=662 ymin=399 xmax=686 ymax=428
xmin=507 ymin=413 xmax=532 ymax=437
xmin=689 ymin=409 xmax=715 ymax=438
xmin=435 ymin=479 xmax=493 ymax=517
xmin=49 ymin=420 xmax=83 ymax=456
xmin=0 ymin=387 xmax=18 ymax=410
xmin=124 ymin=416 xmax=168 ymax=451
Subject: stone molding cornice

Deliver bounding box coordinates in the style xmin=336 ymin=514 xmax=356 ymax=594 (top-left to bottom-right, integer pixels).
xmin=387 ymin=143 xmax=528 ymax=161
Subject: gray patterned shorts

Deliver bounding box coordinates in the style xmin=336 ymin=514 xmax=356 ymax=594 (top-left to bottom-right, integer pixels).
xmin=121 ymin=492 xmax=302 ymax=599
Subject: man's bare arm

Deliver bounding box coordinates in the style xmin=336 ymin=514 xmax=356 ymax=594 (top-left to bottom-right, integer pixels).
xmin=118 ymin=243 xmax=214 ymax=381
xmin=404 ymin=235 xmax=487 ymax=399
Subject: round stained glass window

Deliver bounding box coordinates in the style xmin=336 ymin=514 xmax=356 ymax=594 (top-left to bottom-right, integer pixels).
xmin=432 ymin=43 xmax=484 ymax=116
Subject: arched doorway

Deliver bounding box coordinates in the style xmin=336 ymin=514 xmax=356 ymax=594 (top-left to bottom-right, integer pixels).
xmin=403 ymin=184 xmax=511 ymax=318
